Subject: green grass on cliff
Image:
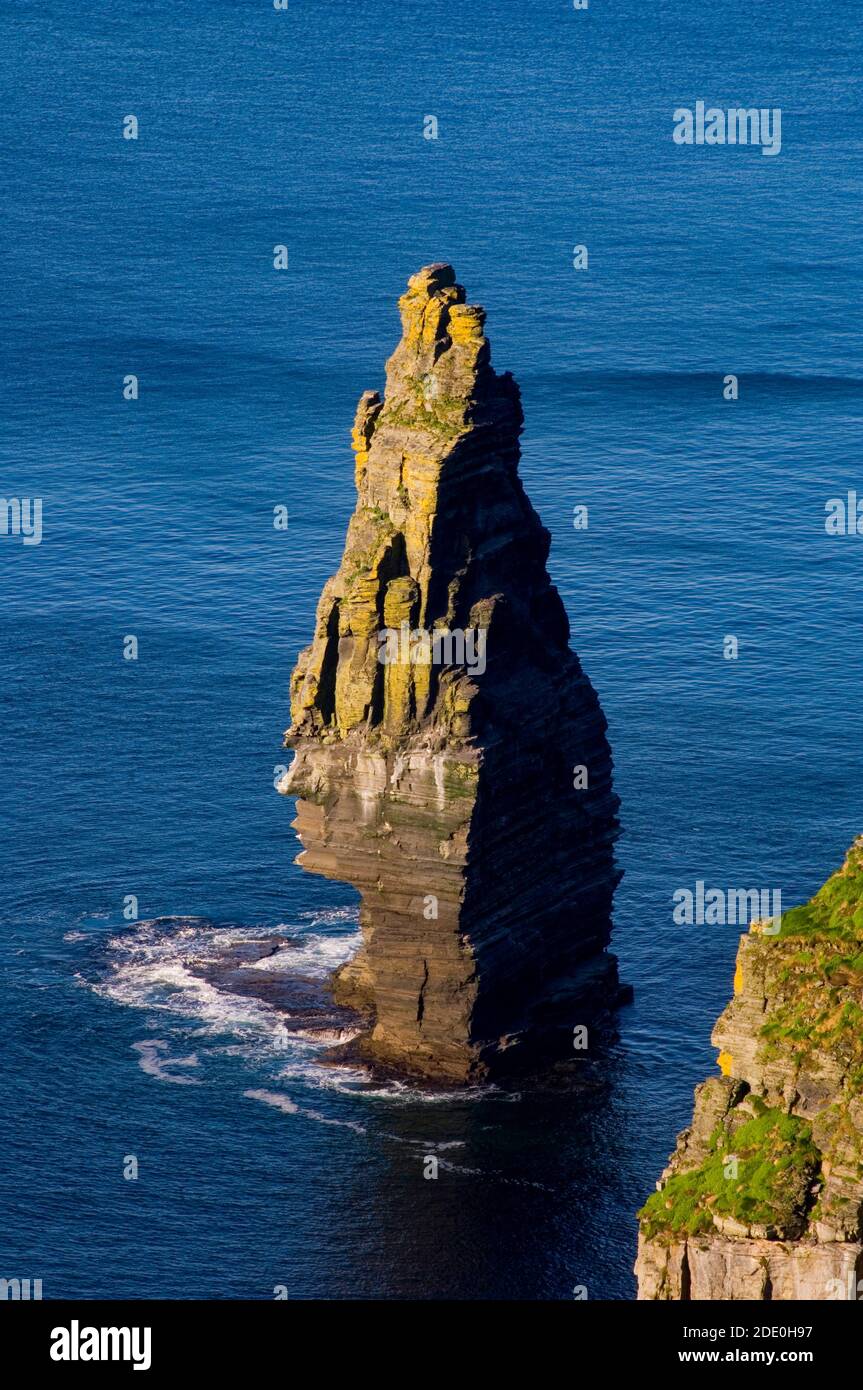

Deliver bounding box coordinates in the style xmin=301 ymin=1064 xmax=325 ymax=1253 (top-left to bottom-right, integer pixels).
xmin=638 ymin=1110 xmax=820 ymax=1241
xmin=778 ymin=839 xmax=863 ymax=941
xmin=759 ymin=992 xmax=863 ymax=1080
xmin=753 ymin=840 xmax=863 ymax=1075
xmin=383 ymin=387 xmax=469 ymax=439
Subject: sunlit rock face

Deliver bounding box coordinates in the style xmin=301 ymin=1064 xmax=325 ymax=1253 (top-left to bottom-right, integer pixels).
xmin=280 ymin=264 xmax=624 ymax=1083
xmin=637 ymin=838 xmax=863 ymax=1300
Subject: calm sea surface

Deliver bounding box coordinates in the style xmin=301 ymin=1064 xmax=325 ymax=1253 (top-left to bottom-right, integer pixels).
xmin=2 ymin=0 xmax=862 ymax=1298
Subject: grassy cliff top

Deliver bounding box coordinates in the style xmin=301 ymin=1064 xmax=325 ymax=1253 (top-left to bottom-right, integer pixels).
xmin=640 ymin=838 xmax=863 ymax=1247
xmin=639 ymin=1108 xmax=819 ymax=1241
xmin=747 ymin=839 xmax=863 ymax=1078
xmin=778 ymin=836 xmax=863 ymax=940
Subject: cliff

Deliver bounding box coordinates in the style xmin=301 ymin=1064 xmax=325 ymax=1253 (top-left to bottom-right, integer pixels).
xmin=279 ymin=263 xmax=625 ymax=1084
xmin=636 ymin=838 xmax=863 ymax=1299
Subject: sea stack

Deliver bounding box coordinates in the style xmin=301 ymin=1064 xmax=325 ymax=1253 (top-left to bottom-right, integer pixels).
xmin=636 ymin=838 xmax=863 ymax=1299
xmin=280 ymin=263 xmax=624 ymax=1083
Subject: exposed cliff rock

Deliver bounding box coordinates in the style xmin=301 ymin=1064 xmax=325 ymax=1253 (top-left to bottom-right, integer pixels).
xmin=637 ymin=838 xmax=863 ymax=1299
xmin=280 ymin=263 xmax=624 ymax=1083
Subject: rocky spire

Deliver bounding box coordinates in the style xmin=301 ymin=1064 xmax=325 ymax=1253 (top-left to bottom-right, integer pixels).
xmin=281 ymin=265 xmax=624 ymax=1083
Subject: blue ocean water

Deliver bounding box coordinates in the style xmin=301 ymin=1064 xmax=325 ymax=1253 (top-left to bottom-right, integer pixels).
xmin=2 ymin=0 xmax=862 ymax=1300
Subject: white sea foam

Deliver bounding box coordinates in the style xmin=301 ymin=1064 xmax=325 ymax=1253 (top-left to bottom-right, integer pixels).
xmin=95 ymin=952 xmax=281 ymax=1037
xmin=238 ymin=931 xmax=356 ymax=978
xmin=243 ymin=1089 xmax=299 ymax=1114
xmin=132 ymin=1039 xmax=201 ymax=1085
xmin=288 ymin=1025 xmax=363 ymax=1044
xmin=298 ymin=1107 xmax=367 ymax=1134
xmin=244 ymin=1087 xmax=488 ymax=1168
xmin=274 ymin=1055 xmax=493 ymax=1105
xmin=244 ymin=1088 xmax=367 ymax=1132
xmin=94 ymin=916 xmax=362 ymax=1042
xmin=276 ymin=1057 xmax=374 ymax=1090
xmin=91 ymin=913 xmax=505 ymax=1112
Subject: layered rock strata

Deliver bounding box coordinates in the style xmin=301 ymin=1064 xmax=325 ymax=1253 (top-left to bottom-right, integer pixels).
xmin=279 ymin=263 xmax=624 ymax=1083
xmin=637 ymin=838 xmax=863 ymax=1299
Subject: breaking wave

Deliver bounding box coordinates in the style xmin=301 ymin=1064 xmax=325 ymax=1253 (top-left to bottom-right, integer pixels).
xmin=86 ymin=910 xmax=496 ymax=1106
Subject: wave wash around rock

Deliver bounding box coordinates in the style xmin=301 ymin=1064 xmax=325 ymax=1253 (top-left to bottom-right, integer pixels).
xmin=279 ymin=264 xmax=625 ymax=1084
xmin=636 ymin=838 xmax=863 ymax=1299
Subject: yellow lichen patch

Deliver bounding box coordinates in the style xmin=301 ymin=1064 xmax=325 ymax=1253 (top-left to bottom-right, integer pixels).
xmin=401 ymin=453 xmax=442 ymax=505
xmin=380 ymin=579 xmax=420 ymax=734
xmin=382 ymin=577 xmax=417 ymax=629
xmin=353 ymin=450 xmax=369 ymax=489
xmin=717 ymin=1050 xmax=734 ymax=1077
xmin=341 ymin=576 xmax=379 ymax=639
xmin=448 ymin=303 xmax=486 ymax=344
xmin=351 ymin=391 xmax=382 ymax=491
xmin=289 ymin=666 xmax=318 ymax=727
xmin=383 ymin=654 xmax=413 ymax=735
xmin=733 ymin=957 xmax=744 ymax=995
xmin=397 ymin=284 xmax=460 ymax=354
xmin=334 ymin=638 xmax=376 ymax=735
xmin=412 ymin=659 xmax=432 ymax=720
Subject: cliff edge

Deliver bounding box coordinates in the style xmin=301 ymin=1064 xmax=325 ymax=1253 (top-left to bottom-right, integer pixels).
xmin=636 ymin=838 xmax=863 ymax=1299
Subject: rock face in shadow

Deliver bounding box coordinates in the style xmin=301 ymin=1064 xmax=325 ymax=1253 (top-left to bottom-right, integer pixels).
xmin=279 ymin=263 xmax=624 ymax=1083
xmin=636 ymin=838 xmax=863 ymax=1299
